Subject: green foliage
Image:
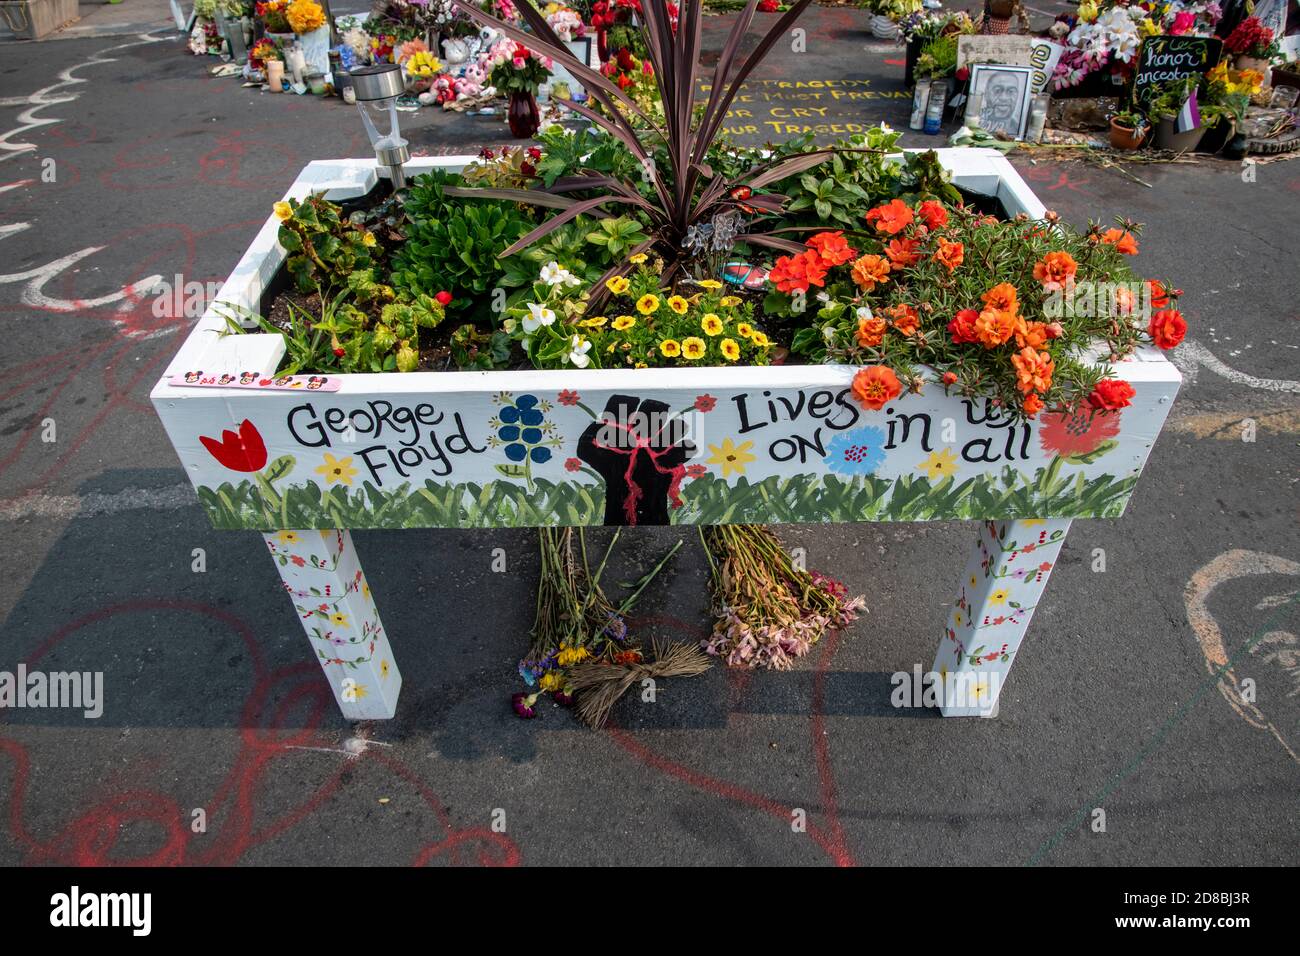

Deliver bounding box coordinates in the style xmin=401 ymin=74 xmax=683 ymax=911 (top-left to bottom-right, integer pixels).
xmin=390 ymin=170 xmax=536 ymax=321
xmin=769 ymin=128 xmax=907 ymax=231
xmin=585 ymin=216 xmax=650 ymax=262
xmin=915 ymin=35 xmax=958 ymax=79
xmin=276 ymin=194 xmax=380 ymax=295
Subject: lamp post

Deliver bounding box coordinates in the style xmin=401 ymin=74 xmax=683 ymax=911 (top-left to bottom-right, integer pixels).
xmin=350 ymin=64 xmax=411 ymax=191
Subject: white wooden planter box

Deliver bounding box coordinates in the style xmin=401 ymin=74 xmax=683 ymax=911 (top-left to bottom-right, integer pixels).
xmin=151 ymin=149 xmax=1181 ymax=720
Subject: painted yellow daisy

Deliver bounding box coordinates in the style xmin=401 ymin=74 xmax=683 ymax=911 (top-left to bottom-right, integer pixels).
xmin=720 ymin=295 xmax=741 ymax=307
xmin=969 ymin=677 xmax=991 ymax=704
xmin=706 ymin=437 xmax=757 ymax=478
xmin=700 ymin=312 xmax=723 ymax=335
xmin=667 ymin=295 xmax=689 ymax=314
xmin=659 ymin=339 xmax=682 ymax=357
xmin=580 ymin=315 xmax=608 ymax=328
xmin=681 ymin=336 xmax=706 ymax=360
xmin=348 ymin=681 xmax=369 ymax=701
xmin=277 ymin=530 xmax=300 ymax=545
xmin=720 ymin=338 xmax=741 ymax=361
xmin=273 ymin=201 xmax=293 ymax=221
xmin=736 ymin=321 xmax=754 ymax=338
xmin=315 ymin=453 xmax=359 ymax=486
xmin=380 ymin=659 xmax=391 ymax=679
xmin=698 ymin=279 xmax=723 ymax=290
xmin=330 ymin=612 xmax=350 ymax=628
xmin=989 ymin=588 xmax=1009 ymax=605
xmin=917 ymin=447 xmax=960 ymax=481
xmin=750 ymin=330 xmax=770 ymax=347
xmin=629 ymin=252 xmax=648 ymax=264
xmin=606 ymin=276 xmax=630 ymax=295
xmin=636 ymin=294 xmax=660 ymax=315
xmin=612 ymin=315 xmax=636 ymax=331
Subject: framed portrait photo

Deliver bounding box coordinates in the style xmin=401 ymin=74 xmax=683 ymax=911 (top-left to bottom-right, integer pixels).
xmin=541 ymin=36 xmax=596 ymax=103
xmin=969 ymin=63 xmax=1033 ymax=141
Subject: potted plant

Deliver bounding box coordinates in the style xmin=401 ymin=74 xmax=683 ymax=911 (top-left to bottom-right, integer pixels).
xmin=1223 ymin=15 xmax=1279 ymax=82
xmin=1148 ymin=77 xmax=1206 ymax=151
xmin=1108 ymin=108 xmax=1147 ymax=150
xmin=487 ymin=37 xmax=553 ymax=138
xmin=153 ymin=0 xmax=1185 ymax=721
xmin=1195 ymin=60 xmax=1260 ymax=154
xmin=898 ymin=10 xmax=975 ymax=89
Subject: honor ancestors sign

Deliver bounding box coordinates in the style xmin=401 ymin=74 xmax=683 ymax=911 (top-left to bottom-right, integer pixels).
xmin=1132 ymin=35 xmax=1222 ymax=109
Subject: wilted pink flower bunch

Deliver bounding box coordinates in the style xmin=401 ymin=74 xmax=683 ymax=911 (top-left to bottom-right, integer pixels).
xmin=701 ymin=526 xmax=866 ymax=671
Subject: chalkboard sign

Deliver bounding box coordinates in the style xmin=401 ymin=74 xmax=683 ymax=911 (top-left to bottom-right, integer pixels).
xmin=1132 ymin=35 xmax=1223 ymax=109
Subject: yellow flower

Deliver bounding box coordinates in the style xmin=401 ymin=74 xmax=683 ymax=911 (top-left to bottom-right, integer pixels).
xmin=606 ymin=276 xmax=631 ymax=295
xmin=636 ymin=294 xmax=660 ymax=315
xmin=720 ymin=338 xmax=741 ymax=361
xmin=285 ymin=0 xmax=326 ymax=33
xmin=706 ymin=437 xmax=757 ymax=478
xmin=580 ymin=315 xmax=608 ymax=328
xmin=612 ymin=315 xmax=636 ymax=331
xmin=347 ymin=681 xmax=369 ymax=700
xmin=736 ymin=321 xmax=754 ymax=339
xmin=720 ymin=295 xmax=741 ymax=308
xmin=659 ymin=339 xmax=681 ymax=357
xmin=681 ymin=336 xmax=706 ymax=360
xmin=698 ymin=279 xmax=723 ymax=290
xmin=667 ymin=295 xmax=689 ymax=314
xmin=634 ymin=361 xmax=647 ymax=368
xmin=315 ymin=452 xmax=359 ymax=486
xmin=989 ymin=588 xmax=1009 ymax=605
xmin=750 ymin=330 xmax=770 ymax=347
xmin=701 ymin=313 xmax=723 ymax=336
xmin=330 ymin=612 xmax=350 ymax=628
xmin=556 ymin=643 xmax=589 ymax=666
xmin=277 ymin=530 xmax=300 ymax=545
xmin=360 ymin=231 xmax=377 ymax=247
xmin=539 ymin=671 xmax=564 ymax=691
xmin=629 ymin=253 xmax=648 ymax=264
xmin=273 ymin=201 xmax=293 ymax=222
xmin=917 ymin=448 xmax=960 ymax=481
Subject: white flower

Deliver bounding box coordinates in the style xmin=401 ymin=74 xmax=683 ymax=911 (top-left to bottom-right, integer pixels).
xmin=566 ymin=335 xmax=592 ymax=368
xmin=856 ymin=305 xmax=874 ymax=322
xmin=539 ymin=260 xmax=579 ymax=286
xmin=815 ymin=291 xmax=830 ymax=303
xmin=522 ymin=302 xmax=556 ymax=333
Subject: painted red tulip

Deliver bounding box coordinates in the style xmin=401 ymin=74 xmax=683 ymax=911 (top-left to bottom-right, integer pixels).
xmin=199 ymin=419 xmax=267 ymax=472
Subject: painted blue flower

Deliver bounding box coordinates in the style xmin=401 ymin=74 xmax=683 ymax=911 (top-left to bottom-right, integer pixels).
xmin=824 ymin=426 xmax=888 ymax=476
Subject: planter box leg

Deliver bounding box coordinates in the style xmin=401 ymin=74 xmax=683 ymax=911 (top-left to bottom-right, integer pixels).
xmin=264 ymin=530 xmax=402 ymax=720
xmin=933 ymin=518 xmax=1071 ymax=717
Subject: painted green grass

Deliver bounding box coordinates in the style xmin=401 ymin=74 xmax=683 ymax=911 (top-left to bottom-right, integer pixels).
xmin=197 ymin=458 xmax=1136 ymax=530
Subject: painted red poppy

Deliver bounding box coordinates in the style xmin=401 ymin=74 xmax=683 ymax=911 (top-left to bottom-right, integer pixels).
xmin=1039 ymin=407 xmax=1121 ymax=458
xmin=199 ymin=419 xmax=267 ymax=472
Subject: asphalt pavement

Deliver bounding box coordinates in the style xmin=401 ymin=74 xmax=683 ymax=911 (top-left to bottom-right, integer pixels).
xmin=0 ymin=9 xmax=1296 ymax=866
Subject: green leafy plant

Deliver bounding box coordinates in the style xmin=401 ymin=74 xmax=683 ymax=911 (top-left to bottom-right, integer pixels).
xmin=390 ymin=169 xmax=536 ymax=320
xmin=915 ymin=34 xmax=958 ymax=79
xmin=274 ymin=194 xmax=380 ymax=295
xmin=585 ymin=216 xmax=650 ymax=261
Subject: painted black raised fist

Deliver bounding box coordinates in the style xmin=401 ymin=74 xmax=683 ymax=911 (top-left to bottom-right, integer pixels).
xmin=576 ymin=394 xmax=696 ymax=526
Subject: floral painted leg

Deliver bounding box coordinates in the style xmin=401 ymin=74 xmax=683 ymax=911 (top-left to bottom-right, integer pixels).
xmin=932 ymin=518 xmax=1072 ymax=717
xmin=264 ymin=529 xmax=402 ymax=720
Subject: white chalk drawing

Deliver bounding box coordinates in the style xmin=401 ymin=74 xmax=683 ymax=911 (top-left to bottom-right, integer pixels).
xmin=1169 ymin=340 xmax=1300 ymax=393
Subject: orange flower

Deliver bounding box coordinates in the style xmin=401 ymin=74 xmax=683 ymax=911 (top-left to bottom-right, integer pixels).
xmin=885 ymin=303 xmax=920 ymax=337
xmin=1011 ymin=347 xmax=1054 ymax=395
xmin=850 ymin=253 xmax=891 ymax=293
xmin=864 ymin=198 xmax=914 ymax=236
xmin=934 ymin=238 xmax=964 ymax=273
xmin=885 ymin=238 xmax=921 ymax=270
xmin=981 ymin=282 xmax=1019 ymax=316
xmin=1022 ymin=393 xmax=1044 ymax=417
xmin=805 ymin=230 xmax=856 ymax=267
xmin=1113 ymin=285 xmax=1136 ymax=314
xmin=768 ymin=249 xmax=827 ymax=294
xmin=1149 ymin=308 xmax=1187 ymax=349
xmin=974 ymin=308 xmax=1017 ymax=348
xmin=856 ymin=315 xmax=887 ymax=347
xmin=917 ymin=200 xmax=948 ymax=230
xmin=1014 ymin=317 xmax=1050 ymax=350
xmin=851 ymin=365 xmax=903 ymax=410
xmin=1101 ymin=228 xmax=1139 ymax=255
xmin=1032 ymin=251 xmax=1077 ymax=291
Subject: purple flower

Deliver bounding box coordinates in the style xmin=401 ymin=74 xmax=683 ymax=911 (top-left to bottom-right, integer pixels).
xmin=511 ymin=692 xmax=537 ymax=719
